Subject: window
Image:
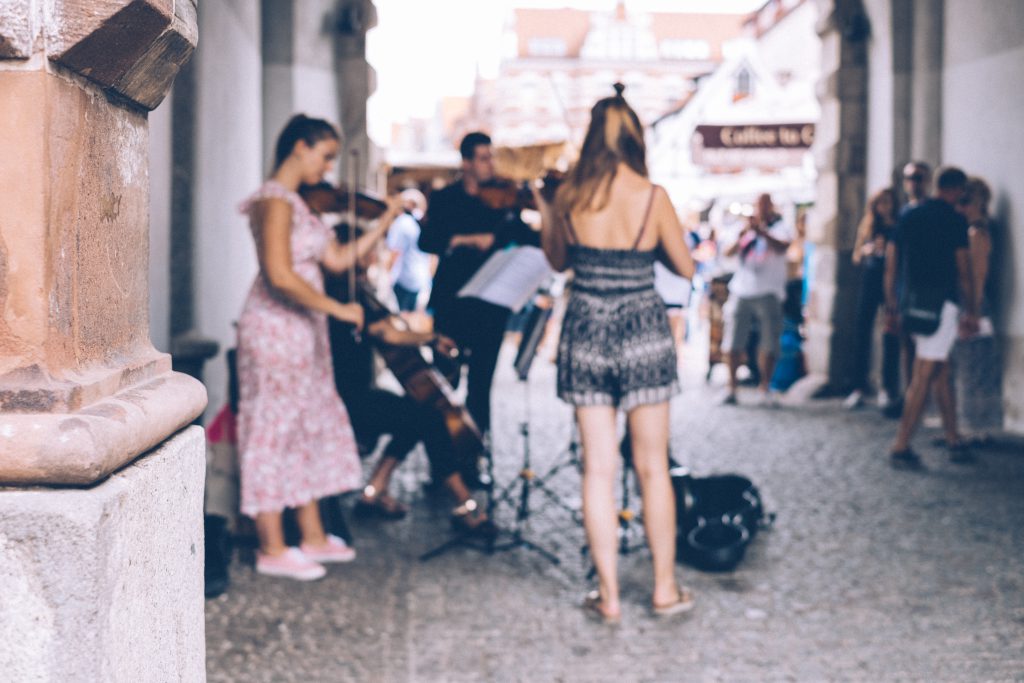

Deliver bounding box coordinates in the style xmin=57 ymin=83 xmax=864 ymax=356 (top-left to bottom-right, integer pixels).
xmin=735 ymin=68 xmax=752 ymax=99
xmin=527 ymin=37 xmax=567 ymax=57
xmin=660 ymin=39 xmax=711 ymax=60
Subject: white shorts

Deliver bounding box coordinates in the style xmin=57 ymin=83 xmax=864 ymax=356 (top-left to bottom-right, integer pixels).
xmin=913 ymin=301 xmax=960 ymax=361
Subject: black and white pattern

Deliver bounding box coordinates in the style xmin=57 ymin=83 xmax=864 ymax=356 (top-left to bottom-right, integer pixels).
xmin=557 ymin=245 xmax=679 ymax=411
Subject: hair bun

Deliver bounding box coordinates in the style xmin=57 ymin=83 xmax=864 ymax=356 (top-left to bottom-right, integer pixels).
xmin=613 ymin=82 xmax=626 ymax=98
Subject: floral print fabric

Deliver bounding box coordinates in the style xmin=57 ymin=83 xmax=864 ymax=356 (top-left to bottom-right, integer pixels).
xmin=236 ymin=180 xmax=362 ymax=516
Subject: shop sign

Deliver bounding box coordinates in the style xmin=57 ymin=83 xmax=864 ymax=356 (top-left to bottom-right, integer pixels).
xmin=692 ymin=123 xmax=814 ymax=168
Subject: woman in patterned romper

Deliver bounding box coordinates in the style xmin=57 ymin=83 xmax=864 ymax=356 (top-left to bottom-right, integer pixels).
xmin=533 ymin=87 xmax=696 ymax=623
xmin=237 ymin=114 xmax=398 ymax=580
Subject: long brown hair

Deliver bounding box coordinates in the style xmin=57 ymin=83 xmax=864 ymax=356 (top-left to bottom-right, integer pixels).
xmin=556 ymin=85 xmax=647 ymax=215
xmin=852 ymin=187 xmax=897 ymax=264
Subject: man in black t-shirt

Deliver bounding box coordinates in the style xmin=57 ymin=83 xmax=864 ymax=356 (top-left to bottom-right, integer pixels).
xmin=884 ymin=166 xmax=978 ymax=469
xmin=418 ymin=131 xmax=538 ymax=435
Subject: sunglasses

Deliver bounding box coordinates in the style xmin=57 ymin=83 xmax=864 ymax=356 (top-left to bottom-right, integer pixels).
xmin=903 ymin=174 xmax=926 ymax=182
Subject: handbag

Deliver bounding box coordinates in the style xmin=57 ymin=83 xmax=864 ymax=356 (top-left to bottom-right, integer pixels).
xmin=901 ymin=287 xmax=945 ymax=336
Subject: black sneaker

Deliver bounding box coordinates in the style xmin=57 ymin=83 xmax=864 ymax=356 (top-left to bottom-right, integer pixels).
xmin=890 ymin=449 xmax=924 ymax=470
xmin=948 ymin=443 xmax=976 ymax=464
xmin=881 ymin=397 xmax=904 ymax=420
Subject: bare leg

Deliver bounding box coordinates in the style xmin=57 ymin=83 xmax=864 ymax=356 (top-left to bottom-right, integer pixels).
xmin=295 ymin=500 xmax=328 ymax=548
xmin=727 ymin=350 xmax=741 ymax=396
xmin=577 ymin=405 xmax=621 ymax=619
xmin=931 ymin=362 xmax=960 ymax=444
xmin=255 ymin=511 xmax=287 ymax=556
xmin=445 ymin=472 xmax=483 ymax=507
xmin=758 ymin=351 xmax=777 ymax=394
xmin=366 ymin=455 xmax=400 ymax=495
xmin=892 ymin=358 xmax=938 ymax=451
xmin=626 ymin=402 xmax=678 ymax=607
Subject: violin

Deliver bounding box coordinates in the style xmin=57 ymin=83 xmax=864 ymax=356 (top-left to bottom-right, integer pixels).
xmin=299 ymin=182 xmax=389 ymax=219
xmin=477 ymin=171 xmax=564 ymax=212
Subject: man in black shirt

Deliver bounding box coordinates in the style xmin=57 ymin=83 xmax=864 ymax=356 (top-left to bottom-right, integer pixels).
xmin=418 ymin=131 xmax=538 ymax=435
xmin=884 ymin=166 xmax=977 ymax=469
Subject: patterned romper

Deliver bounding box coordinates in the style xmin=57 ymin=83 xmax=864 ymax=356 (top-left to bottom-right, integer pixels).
xmin=236 ymin=180 xmax=363 ymax=516
xmin=557 ymin=187 xmax=680 ymax=411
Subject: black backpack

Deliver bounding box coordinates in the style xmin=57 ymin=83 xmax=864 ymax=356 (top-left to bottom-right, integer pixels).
xmin=671 ymin=469 xmax=773 ymax=571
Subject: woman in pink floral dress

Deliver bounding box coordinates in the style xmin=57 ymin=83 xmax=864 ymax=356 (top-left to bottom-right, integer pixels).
xmin=237 ymin=114 xmax=398 ymax=580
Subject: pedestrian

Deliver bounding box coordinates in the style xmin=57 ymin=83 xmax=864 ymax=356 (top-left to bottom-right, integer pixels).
xmin=883 ymin=161 xmax=934 ymax=418
xmin=532 ymin=84 xmax=696 ymax=623
xmin=885 ymin=166 xmax=977 ymax=468
xmin=386 ymin=188 xmax=431 ymax=312
xmin=844 ymin=188 xmax=900 ymax=410
xmin=953 ymin=176 xmax=1002 ymax=444
xmin=236 ymin=114 xmax=396 ymax=580
xmin=719 ymin=193 xmax=794 ymax=406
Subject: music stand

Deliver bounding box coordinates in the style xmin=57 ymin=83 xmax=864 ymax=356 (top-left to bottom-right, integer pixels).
xmin=486 ymin=291 xmax=592 ymax=565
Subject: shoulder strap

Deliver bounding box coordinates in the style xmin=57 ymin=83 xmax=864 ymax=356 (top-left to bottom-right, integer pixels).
xmin=632 ymin=185 xmax=659 ymax=249
xmin=563 ymin=213 xmax=580 ymax=244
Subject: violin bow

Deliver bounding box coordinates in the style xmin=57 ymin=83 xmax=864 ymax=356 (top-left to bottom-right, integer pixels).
xmin=347 ymin=148 xmax=359 ymax=307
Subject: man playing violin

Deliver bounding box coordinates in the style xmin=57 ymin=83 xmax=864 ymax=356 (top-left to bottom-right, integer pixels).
xmin=418 ymin=131 xmax=538 ymax=437
xmin=323 ymin=235 xmax=495 ymax=536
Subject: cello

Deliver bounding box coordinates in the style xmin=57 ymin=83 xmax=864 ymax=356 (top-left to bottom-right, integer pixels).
xmin=356 ymin=281 xmax=486 ymax=465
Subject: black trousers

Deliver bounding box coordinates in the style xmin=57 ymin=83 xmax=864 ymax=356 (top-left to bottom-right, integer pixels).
xmin=851 ymin=267 xmax=900 ymax=396
xmin=434 ymin=297 xmax=509 ymax=435
xmin=342 ymin=387 xmax=463 ymax=482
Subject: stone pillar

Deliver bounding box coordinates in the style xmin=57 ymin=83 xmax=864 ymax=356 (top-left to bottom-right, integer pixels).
xmin=335 ymin=0 xmax=377 ymax=181
xmin=909 ymin=0 xmax=943 ymax=165
xmin=805 ymin=0 xmax=870 ymax=392
xmin=260 ymin=0 xmax=376 ymax=183
xmin=0 ymin=1 xmax=205 ymax=679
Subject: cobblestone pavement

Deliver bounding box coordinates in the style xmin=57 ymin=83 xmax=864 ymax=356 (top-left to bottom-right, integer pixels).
xmin=206 ymin=335 xmax=1024 ymax=682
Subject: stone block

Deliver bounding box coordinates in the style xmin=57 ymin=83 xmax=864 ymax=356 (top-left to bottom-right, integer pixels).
xmin=0 ymin=70 xmax=207 ymax=484
xmin=0 ymin=426 xmax=206 ymax=682
xmin=47 ymin=0 xmax=196 ymax=111
xmin=1003 ymin=333 xmax=1024 ymax=434
xmin=0 ymin=0 xmax=33 ymax=58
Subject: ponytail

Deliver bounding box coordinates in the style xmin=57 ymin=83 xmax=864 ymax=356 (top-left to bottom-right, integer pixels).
xmin=274 ymin=114 xmax=340 ymax=170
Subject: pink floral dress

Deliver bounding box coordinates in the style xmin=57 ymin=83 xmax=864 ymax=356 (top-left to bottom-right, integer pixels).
xmin=236 ymin=180 xmax=362 ymax=516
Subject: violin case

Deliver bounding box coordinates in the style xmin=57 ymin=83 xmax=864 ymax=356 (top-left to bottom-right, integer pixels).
xmin=671 ymin=468 xmax=774 ymax=572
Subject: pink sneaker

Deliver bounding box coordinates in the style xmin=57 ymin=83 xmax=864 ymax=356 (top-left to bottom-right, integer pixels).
xmin=256 ymin=548 xmax=326 ymax=581
xmin=300 ymin=534 xmax=357 ymax=564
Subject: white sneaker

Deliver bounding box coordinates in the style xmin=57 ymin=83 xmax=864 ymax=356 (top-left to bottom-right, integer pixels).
xmin=300 ymin=534 xmax=357 ymax=564
xmin=843 ymin=390 xmax=864 ymax=410
xmin=256 ymin=548 xmax=326 ymax=581
xmin=877 ymin=390 xmax=891 ymax=409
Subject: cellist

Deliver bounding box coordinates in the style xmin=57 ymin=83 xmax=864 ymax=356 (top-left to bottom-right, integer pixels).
xmin=317 ymin=205 xmax=496 ymax=537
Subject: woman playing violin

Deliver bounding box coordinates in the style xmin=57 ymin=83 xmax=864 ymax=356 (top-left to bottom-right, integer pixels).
xmin=236 ymin=114 xmax=400 ymax=581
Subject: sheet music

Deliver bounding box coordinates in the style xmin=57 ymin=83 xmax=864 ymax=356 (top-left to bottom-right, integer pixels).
xmin=457 ymin=245 xmax=553 ymax=312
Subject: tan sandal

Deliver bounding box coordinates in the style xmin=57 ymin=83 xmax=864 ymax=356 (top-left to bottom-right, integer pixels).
xmin=582 ymin=590 xmax=621 ymax=625
xmin=652 ymin=586 xmax=695 ymax=617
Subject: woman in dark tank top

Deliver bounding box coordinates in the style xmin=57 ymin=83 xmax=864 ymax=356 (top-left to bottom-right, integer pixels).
xmin=532 ymin=85 xmax=696 ymax=623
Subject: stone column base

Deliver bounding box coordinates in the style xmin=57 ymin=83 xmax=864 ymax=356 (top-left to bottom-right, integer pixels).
xmin=0 ymin=427 xmax=206 ymax=681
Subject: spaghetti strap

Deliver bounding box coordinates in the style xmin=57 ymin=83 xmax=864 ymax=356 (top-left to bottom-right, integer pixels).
xmin=632 ymin=185 xmax=658 ymax=250
xmin=564 ymin=213 xmax=580 ymax=244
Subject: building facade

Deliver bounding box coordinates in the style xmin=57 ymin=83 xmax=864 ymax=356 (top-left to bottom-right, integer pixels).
xmin=470 ymin=3 xmax=746 ymax=149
